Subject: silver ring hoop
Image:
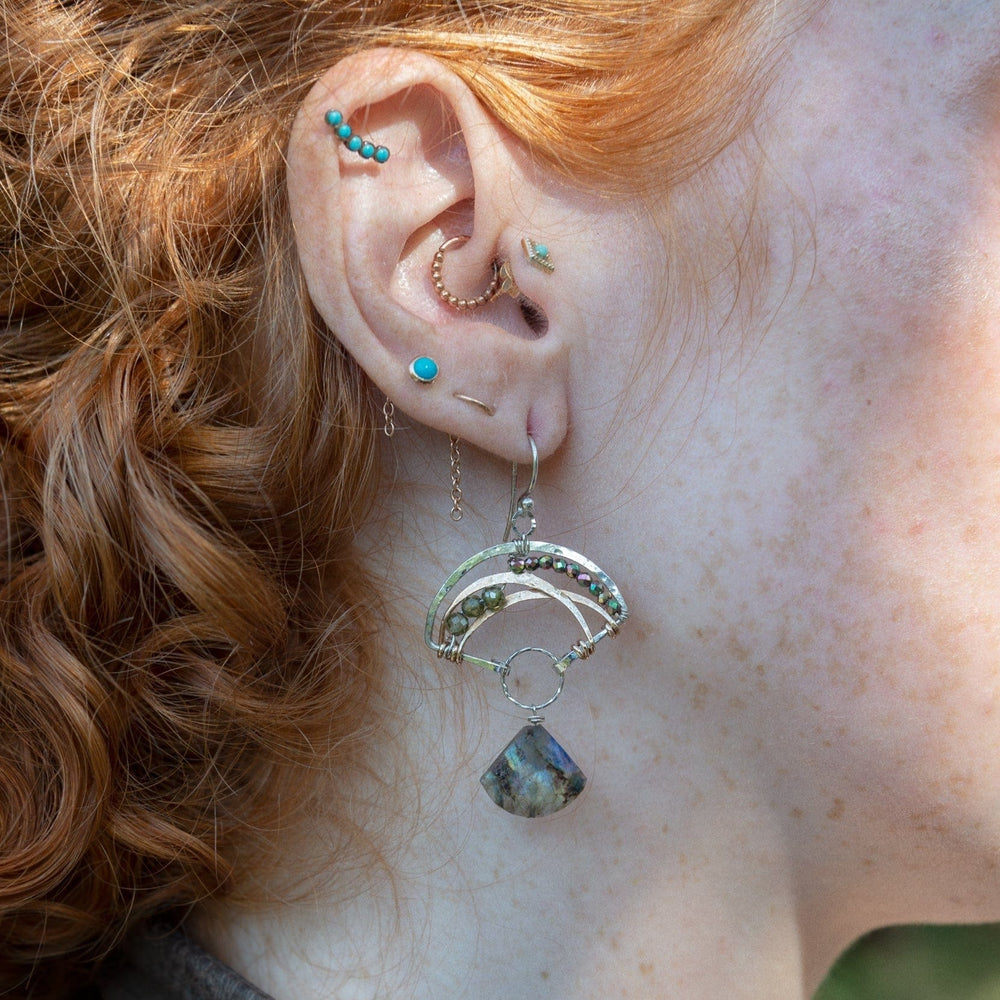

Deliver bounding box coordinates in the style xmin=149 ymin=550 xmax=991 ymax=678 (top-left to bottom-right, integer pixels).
xmin=432 ymin=235 xmax=518 ymax=310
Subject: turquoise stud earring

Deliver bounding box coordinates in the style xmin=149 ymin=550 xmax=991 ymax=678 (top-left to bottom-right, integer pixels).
xmin=324 ymin=110 xmax=390 ymax=163
xmin=522 ymin=237 xmax=554 ymax=273
xmin=409 ymin=356 xmax=439 ymax=384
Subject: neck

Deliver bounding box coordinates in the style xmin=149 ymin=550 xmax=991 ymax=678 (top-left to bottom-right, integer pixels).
xmin=191 ymin=433 xmax=861 ymax=999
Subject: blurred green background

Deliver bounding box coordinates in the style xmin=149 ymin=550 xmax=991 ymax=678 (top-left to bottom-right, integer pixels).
xmin=815 ymin=925 xmax=1000 ymax=1000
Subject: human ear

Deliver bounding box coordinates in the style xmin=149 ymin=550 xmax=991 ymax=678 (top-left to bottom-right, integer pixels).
xmin=286 ymin=48 xmax=569 ymax=463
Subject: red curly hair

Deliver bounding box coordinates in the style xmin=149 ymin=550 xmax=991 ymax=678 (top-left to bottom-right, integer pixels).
xmin=0 ymin=1 xmax=777 ymax=994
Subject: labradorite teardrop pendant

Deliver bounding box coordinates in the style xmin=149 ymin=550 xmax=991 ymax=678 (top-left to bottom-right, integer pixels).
xmin=480 ymin=724 xmax=586 ymax=818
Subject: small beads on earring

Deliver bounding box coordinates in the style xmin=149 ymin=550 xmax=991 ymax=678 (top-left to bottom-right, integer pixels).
xmin=324 ymin=110 xmax=390 ymax=163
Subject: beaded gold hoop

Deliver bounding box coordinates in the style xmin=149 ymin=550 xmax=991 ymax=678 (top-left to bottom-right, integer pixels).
xmin=431 ymin=235 xmax=519 ymax=310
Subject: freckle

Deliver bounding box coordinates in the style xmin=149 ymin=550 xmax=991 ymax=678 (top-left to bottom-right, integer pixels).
xmin=661 ymin=823 xmax=670 ymax=836
xmin=640 ymin=962 xmax=654 ymax=977
xmin=827 ymin=798 xmax=846 ymax=820
xmin=790 ymin=807 xmax=803 ymax=820
xmin=692 ymin=682 xmax=709 ymax=710
xmin=540 ymin=971 xmax=550 ymax=981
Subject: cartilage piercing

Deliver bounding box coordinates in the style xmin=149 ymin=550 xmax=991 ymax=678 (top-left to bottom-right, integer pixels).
xmin=432 ymin=235 xmax=519 ymax=310
xmin=324 ymin=110 xmax=390 ymax=163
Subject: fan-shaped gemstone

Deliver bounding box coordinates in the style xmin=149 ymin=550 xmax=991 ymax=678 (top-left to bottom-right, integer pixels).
xmin=480 ymin=724 xmax=586 ymax=817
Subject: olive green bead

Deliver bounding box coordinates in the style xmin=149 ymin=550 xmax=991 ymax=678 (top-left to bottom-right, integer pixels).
xmin=446 ymin=612 xmax=470 ymax=636
xmin=482 ymin=586 xmax=505 ymax=610
xmin=462 ymin=594 xmax=486 ymax=618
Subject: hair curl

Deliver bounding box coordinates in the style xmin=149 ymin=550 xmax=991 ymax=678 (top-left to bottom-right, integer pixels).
xmin=0 ymin=0 xmax=774 ymax=994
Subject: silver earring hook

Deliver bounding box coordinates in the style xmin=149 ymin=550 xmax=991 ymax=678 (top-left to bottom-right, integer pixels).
xmin=505 ymin=434 xmax=538 ymax=549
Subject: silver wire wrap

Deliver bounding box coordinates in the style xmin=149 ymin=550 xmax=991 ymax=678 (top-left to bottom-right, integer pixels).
xmin=424 ymin=435 xmax=628 ymax=712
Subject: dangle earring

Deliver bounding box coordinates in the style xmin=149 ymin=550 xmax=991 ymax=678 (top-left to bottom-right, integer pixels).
xmin=424 ymin=436 xmax=628 ymax=818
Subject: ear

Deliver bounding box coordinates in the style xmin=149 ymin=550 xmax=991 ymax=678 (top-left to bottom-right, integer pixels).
xmin=286 ymin=48 xmax=569 ymax=463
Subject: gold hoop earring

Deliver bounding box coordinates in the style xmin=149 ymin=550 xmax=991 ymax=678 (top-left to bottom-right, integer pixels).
xmin=431 ymin=235 xmax=519 ymax=310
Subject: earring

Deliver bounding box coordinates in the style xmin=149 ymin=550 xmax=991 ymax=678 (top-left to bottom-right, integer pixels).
xmin=424 ymin=435 xmax=628 ymax=818
xmin=521 ymin=237 xmax=554 ymax=273
xmin=382 ymin=398 xmax=396 ymax=437
xmin=408 ymin=356 xmax=439 ymax=384
xmin=324 ymin=110 xmax=390 ymax=163
xmin=449 ymin=435 xmax=463 ymax=521
xmin=432 ymin=235 xmax=519 ymax=310
xmin=452 ymin=392 xmax=496 ymax=417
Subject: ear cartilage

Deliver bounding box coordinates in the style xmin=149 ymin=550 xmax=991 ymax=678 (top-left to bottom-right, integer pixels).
xmin=522 ymin=237 xmax=554 ymax=273
xmin=409 ymin=356 xmax=440 ymax=384
xmin=324 ymin=109 xmax=390 ymax=163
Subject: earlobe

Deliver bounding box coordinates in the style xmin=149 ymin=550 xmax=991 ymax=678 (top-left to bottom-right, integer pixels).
xmin=286 ymin=49 xmax=569 ymax=463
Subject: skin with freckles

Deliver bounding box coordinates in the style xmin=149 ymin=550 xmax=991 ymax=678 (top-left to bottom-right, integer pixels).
xmin=194 ymin=1 xmax=1000 ymax=997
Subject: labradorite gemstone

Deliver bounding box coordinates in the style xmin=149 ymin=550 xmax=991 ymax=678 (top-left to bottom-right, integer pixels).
xmin=461 ymin=594 xmax=485 ymax=618
xmin=445 ymin=612 xmax=469 ymax=635
xmin=538 ymin=555 xmax=554 ymax=570
xmin=482 ymin=586 xmax=504 ymax=610
xmin=480 ymin=724 xmax=586 ymax=818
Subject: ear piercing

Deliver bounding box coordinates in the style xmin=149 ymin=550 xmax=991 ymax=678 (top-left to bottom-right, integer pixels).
xmin=452 ymin=392 xmax=495 ymax=417
xmin=522 ymin=237 xmax=553 ymax=272
xmin=324 ymin=110 xmax=390 ymax=163
xmin=432 ymin=235 xmax=519 ymax=310
xmin=433 ymin=234 xmax=555 ymax=311
xmin=409 ymin=356 xmax=439 ymax=384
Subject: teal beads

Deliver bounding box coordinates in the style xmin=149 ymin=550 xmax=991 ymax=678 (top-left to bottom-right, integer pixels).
xmin=408 ymin=356 xmax=439 ymax=384
xmin=324 ymin=109 xmax=390 ymax=164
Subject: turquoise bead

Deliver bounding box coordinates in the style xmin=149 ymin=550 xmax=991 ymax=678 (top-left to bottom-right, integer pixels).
xmin=535 ymin=244 xmax=549 ymax=258
xmin=374 ymin=146 xmax=390 ymax=163
xmin=408 ymin=356 xmax=439 ymax=383
xmin=325 ymin=109 xmax=343 ymax=127
xmin=360 ymin=142 xmax=375 ymax=159
xmin=336 ymin=123 xmax=352 ymax=140
xmin=347 ymin=135 xmax=363 ymax=152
